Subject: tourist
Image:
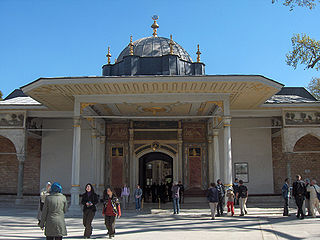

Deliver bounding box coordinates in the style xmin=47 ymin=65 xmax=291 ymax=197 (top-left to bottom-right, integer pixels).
xmin=39 ymin=182 xmax=67 ymax=240
xmin=216 ymin=179 xmax=225 ymax=216
xmin=232 ymin=178 xmax=239 ymax=205
xmin=207 ymin=183 xmax=219 ymax=220
xmin=134 ymin=184 xmax=143 ymax=212
xmin=292 ymin=175 xmax=307 ymax=219
xmin=171 ymin=182 xmax=180 ymax=214
xmin=102 ymin=187 xmax=121 ymax=239
xmin=37 ymin=181 xmax=51 ymax=224
xmin=81 ymin=183 xmax=99 ymax=239
xmin=121 ymin=184 xmax=130 ymax=209
xmin=305 ymin=179 xmax=312 ymax=216
xmin=178 ymin=181 xmax=185 ymax=204
xmin=281 ymin=178 xmax=290 ymax=216
xmin=237 ymin=180 xmax=248 ymax=216
xmin=307 ymin=179 xmax=320 ymax=218
xmin=226 ymin=188 xmax=235 ymax=216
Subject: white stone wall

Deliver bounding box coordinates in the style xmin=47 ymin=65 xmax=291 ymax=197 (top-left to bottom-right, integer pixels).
xmin=40 ymin=119 xmax=94 ymax=194
xmin=231 ymin=118 xmax=274 ymax=194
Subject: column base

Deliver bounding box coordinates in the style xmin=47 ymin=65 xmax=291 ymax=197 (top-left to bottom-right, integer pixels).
xmin=66 ymin=204 xmax=82 ymax=217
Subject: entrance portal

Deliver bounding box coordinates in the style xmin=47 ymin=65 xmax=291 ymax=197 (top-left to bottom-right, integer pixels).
xmin=139 ymin=152 xmax=173 ymax=202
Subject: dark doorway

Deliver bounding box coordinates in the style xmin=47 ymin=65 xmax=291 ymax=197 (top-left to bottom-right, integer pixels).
xmin=139 ymin=152 xmax=173 ymax=202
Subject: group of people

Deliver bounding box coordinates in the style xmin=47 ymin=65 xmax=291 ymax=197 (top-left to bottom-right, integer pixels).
xmin=37 ymin=182 xmax=121 ymax=239
xmin=282 ymin=175 xmax=320 ymax=219
xmin=207 ymin=178 xmax=248 ymax=220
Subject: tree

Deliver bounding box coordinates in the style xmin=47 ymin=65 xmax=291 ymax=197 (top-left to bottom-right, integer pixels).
xmin=272 ymin=0 xmax=319 ymax=10
xmin=286 ymin=34 xmax=320 ymax=71
xmin=0 ymin=90 xmax=3 ymax=100
xmin=308 ymin=77 xmax=320 ymax=99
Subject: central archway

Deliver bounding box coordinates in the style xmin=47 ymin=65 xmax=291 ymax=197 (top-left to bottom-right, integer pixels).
xmin=139 ymin=152 xmax=173 ymax=202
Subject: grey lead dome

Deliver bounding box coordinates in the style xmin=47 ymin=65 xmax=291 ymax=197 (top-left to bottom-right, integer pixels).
xmin=117 ymin=36 xmax=193 ymax=63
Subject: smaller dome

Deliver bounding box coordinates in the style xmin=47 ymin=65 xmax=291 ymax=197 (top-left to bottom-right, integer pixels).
xmin=117 ymin=36 xmax=193 ymax=62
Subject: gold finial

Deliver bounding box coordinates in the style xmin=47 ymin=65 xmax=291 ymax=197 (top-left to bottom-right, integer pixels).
xmin=129 ymin=35 xmax=134 ymax=55
xmin=106 ymin=46 xmax=111 ymax=64
xmin=196 ymin=44 xmax=201 ymax=63
xmin=169 ymin=34 xmax=174 ymax=55
xmin=151 ymin=15 xmax=159 ymax=37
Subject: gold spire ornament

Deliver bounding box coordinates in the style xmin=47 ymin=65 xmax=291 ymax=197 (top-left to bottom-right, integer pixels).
xmin=106 ymin=46 xmax=111 ymax=64
xmin=169 ymin=34 xmax=174 ymax=55
xmin=196 ymin=44 xmax=201 ymax=63
xmin=151 ymin=15 xmax=159 ymax=37
xmin=129 ymin=35 xmax=134 ymax=55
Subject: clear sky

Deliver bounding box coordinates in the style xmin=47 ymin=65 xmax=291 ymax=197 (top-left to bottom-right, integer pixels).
xmin=0 ymin=0 xmax=319 ymax=97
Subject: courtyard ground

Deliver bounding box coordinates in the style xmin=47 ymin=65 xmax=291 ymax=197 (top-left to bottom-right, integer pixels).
xmin=0 ymin=201 xmax=320 ymax=240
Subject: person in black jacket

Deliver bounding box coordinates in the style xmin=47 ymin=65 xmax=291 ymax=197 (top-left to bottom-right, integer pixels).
xmin=292 ymin=175 xmax=307 ymax=219
xmin=81 ymin=183 xmax=99 ymax=239
xmin=207 ymin=183 xmax=219 ymax=220
xmin=216 ymin=179 xmax=225 ymax=217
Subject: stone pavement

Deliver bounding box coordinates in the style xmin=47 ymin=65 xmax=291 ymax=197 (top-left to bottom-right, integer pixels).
xmin=0 ymin=204 xmax=320 ymax=240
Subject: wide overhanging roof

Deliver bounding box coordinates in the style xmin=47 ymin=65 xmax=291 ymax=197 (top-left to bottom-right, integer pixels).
xmin=21 ymin=75 xmax=283 ymax=112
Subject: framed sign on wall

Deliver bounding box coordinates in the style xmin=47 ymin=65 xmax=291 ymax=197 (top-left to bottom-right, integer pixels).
xmin=234 ymin=162 xmax=249 ymax=183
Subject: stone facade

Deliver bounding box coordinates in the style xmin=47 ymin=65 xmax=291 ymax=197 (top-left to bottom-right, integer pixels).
xmin=0 ymin=136 xmax=41 ymax=195
xmin=272 ymin=134 xmax=320 ymax=194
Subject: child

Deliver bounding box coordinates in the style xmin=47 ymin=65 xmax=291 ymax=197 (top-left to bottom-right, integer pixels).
xmin=227 ymin=188 xmax=235 ymax=216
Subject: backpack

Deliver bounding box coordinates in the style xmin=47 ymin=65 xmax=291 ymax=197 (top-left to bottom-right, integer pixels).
xmin=314 ymin=186 xmax=320 ymax=201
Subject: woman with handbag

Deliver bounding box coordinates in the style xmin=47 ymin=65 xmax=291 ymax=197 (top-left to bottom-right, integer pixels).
xmin=102 ymin=187 xmax=121 ymax=239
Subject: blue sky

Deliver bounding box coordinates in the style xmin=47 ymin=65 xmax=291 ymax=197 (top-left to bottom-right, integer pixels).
xmin=0 ymin=0 xmax=319 ymax=97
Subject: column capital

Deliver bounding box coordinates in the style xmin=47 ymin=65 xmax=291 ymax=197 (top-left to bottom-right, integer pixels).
xmin=73 ymin=117 xmax=81 ymax=127
xmin=207 ymin=134 xmax=213 ymax=143
xmin=100 ymin=136 xmax=106 ymax=144
xmin=213 ymin=129 xmax=219 ymax=136
xmin=16 ymin=154 xmax=26 ymax=163
xmin=223 ymin=116 xmax=232 ymax=127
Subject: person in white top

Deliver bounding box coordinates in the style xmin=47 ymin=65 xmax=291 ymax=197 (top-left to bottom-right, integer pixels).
xmin=307 ymin=179 xmax=320 ymax=218
xmin=121 ymin=184 xmax=130 ymax=210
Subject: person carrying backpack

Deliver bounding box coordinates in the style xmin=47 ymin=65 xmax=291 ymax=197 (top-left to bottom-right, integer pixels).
xmin=292 ymin=175 xmax=307 ymax=219
xmin=307 ymin=179 xmax=320 ymax=218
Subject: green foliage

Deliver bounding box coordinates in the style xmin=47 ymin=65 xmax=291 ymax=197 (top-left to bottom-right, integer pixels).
xmin=286 ymin=34 xmax=320 ymax=71
xmin=272 ymin=0 xmax=319 ymax=10
xmin=308 ymin=77 xmax=320 ymax=99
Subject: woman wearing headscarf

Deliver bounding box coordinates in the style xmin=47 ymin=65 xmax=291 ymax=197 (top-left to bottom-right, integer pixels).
xmin=37 ymin=181 xmax=52 ymax=224
xmin=102 ymin=187 xmax=121 ymax=239
xmin=39 ymin=182 xmax=67 ymax=240
xmin=81 ymin=183 xmax=99 ymax=239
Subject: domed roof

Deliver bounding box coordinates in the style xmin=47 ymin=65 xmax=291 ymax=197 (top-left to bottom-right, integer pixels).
xmin=117 ymin=36 xmax=193 ymax=62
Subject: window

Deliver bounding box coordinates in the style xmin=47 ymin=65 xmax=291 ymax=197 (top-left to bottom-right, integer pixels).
xmin=234 ymin=163 xmax=249 ymax=183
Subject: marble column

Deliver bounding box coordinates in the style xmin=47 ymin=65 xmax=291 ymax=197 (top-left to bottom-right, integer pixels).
xmin=177 ymin=127 xmax=183 ymax=182
xmin=207 ymin=134 xmax=214 ymax=184
xmin=69 ymin=117 xmax=81 ymax=211
xmin=286 ymin=153 xmax=292 ymax=182
xmin=15 ymin=154 xmax=25 ymax=204
xmin=223 ymin=117 xmax=233 ymax=187
xmin=91 ymin=128 xmax=98 ymax=187
xmin=129 ymin=126 xmax=135 ymax=198
xmin=99 ymin=136 xmax=106 ymax=196
xmin=213 ymin=130 xmax=220 ymax=182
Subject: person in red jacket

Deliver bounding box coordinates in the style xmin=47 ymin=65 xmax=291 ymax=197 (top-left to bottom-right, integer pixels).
xmin=102 ymin=187 xmax=121 ymax=239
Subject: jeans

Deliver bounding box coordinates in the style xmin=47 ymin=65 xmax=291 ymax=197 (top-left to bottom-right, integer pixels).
xmin=227 ymin=201 xmax=234 ymax=215
xmin=217 ymin=197 xmax=224 ymax=215
xmin=135 ymin=198 xmax=141 ymax=210
xmin=83 ymin=209 xmax=95 ymax=238
xmin=283 ymin=197 xmax=289 ymax=216
xmin=173 ymin=197 xmax=180 ymax=214
xmin=295 ymin=196 xmax=305 ymax=218
xmin=239 ymin=197 xmax=248 ymax=215
xmin=104 ymin=215 xmax=116 ymax=236
xmin=46 ymin=237 xmax=62 ymax=240
xmin=122 ymin=195 xmax=129 ymax=209
xmin=209 ymin=202 xmax=218 ymax=219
